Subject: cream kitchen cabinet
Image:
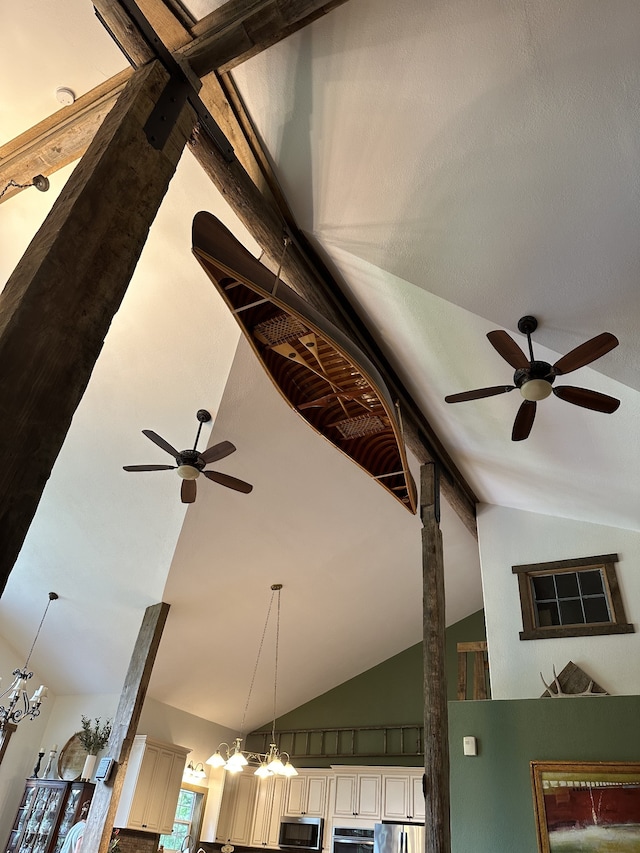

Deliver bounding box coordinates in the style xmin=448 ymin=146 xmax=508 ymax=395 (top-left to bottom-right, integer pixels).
xmin=251 ymin=775 xmax=287 ymax=847
xmin=114 ymin=735 xmax=190 ymax=834
xmin=283 ymin=773 xmax=328 ymax=817
xmin=216 ymin=772 xmax=259 ymax=845
xmin=333 ymin=773 xmax=381 ymax=819
xmin=381 ymin=773 xmax=425 ymax=822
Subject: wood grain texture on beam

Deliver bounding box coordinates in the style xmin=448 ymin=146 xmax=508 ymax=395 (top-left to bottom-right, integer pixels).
xmin=0 ymin=62 xmax=195 ymax=595
xmin=1 ymin=0 xmax=476 ymax=533
xmin=82 ymin=602 xmax=170 ymax=853
xmin=0 ymin=69 xmax=132 ymax=204
xmin=183 ymin=0 xmax=350 ymax=75
xmin=421 ymin=463 xmax=451 ymax=853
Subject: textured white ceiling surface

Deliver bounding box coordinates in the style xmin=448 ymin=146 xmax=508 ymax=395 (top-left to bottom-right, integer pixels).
xmin=0 ymin=0 xmax=637 ymax=728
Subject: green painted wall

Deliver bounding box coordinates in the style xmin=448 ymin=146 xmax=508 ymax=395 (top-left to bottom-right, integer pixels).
xmin=248 ymin=610 xmax=486 ymax=764
xmin=271 ymin=610 xmax=485 ymax=733
xmin=449 ymin=695 xmax=640 ymax=852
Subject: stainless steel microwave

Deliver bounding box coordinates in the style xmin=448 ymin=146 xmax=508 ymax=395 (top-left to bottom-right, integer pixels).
xmin=279 ymin=816 xmax=324 ymax=851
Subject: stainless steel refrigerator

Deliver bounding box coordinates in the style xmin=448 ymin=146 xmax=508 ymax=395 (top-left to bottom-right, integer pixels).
xmin=374 ymin=823 xmax=424 ymax=853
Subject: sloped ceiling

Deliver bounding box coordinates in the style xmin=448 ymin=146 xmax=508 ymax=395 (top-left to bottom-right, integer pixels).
xmin=0 ymin=0 xmax=638 ymax=733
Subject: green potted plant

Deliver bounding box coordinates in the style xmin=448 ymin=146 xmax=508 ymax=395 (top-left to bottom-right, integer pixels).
xmin=78 ymin=716 xmax=112 ymax=780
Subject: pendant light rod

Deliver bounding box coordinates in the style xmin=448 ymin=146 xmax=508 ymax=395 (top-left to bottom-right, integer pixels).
xmin=0 ymin=592 xmax=58 ymax=730
xmin=206 ymin=583 xmax=297 ymax=778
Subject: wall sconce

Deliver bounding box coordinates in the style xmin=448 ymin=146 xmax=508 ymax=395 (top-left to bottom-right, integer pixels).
xmin=184 ymin=761 xmax=207 ymax=781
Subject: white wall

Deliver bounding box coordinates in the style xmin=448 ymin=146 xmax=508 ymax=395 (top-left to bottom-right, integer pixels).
xmin=478 ymin=503 xmax=640 ymax=699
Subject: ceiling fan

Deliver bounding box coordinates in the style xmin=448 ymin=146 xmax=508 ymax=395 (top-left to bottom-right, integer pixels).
xmin=123 ymin=409 xmax=253 ymax=503
xmin=445 ymin=316 xmax=620 ymax=441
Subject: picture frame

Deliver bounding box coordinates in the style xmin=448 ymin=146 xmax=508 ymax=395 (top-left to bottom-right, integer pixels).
xmin=531 ymin=760 xmax=640 ymax=852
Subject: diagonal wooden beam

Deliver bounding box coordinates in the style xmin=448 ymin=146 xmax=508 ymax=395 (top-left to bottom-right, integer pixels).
xmin=184 ymin=0 xmax=351 ymax=75
xmin=2 ymin=0 xmax=477 ymax=534
xmin=0 ymin=69 xmax=132 ymax=203
xmin=0 ymin=60 xmax=196 ymax=595
xmin=0 ymin=0 xmax=348 ymax=204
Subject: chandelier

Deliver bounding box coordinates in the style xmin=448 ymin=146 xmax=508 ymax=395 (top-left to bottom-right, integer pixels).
xmin=206 ymin=584 xmax=297 ymax=778
xmin=0 ymin=592 xmax=58 ymax=730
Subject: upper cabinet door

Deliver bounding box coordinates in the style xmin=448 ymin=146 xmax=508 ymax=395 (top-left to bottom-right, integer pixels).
xmin=305 ymin=777 xmax=328 ymax=816
xmin=382 ymin=775 xmax=409 ymax=820
xmin=355 ymin=775 xmax=381 ymax=818
xmin=333 ymin=775 xmax=357 ymax=817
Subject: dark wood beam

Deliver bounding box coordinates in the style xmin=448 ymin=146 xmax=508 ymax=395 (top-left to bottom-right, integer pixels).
xmin=82 ymin=602 xmax=170 ymax=853
xmin=1 ymin=0 xmax=477 ymax=534
xmin=421 ymin=463 xmax=451 ymax=853
xmin=0 ymin=61 xmax=195 ymax=594
xmin=184 ymin=0 xmax=351 ymax=75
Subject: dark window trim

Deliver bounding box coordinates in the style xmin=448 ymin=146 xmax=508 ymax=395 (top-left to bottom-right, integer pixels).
xmin=512 ymin=553 xmax=634 ymax=640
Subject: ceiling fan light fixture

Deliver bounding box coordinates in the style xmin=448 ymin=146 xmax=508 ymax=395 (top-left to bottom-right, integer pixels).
xmin=520 ymin=378 xmax=553 ymax=401
xmin=177 ymin=465 xmax=200 ymax=480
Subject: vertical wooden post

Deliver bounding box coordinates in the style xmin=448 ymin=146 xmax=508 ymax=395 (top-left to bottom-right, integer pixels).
xmin=421 ymin=462 xmax=450 ymax=853
xmin=0 ymin=60 xmax=195 ymax=596
xmin=81 ymin=602 xmax=170 ymax=853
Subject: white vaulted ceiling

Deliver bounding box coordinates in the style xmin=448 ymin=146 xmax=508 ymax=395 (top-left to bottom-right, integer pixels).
xmin=0 ymin=0 xmax=638 ymax=732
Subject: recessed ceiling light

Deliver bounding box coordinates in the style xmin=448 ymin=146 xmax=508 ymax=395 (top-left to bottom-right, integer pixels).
xmin=55 ymin=87 xmax=75 ymax=106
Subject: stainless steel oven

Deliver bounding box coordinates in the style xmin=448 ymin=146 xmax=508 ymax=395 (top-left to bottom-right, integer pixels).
xmin=332 ymin=827 xmax=375 ymax=853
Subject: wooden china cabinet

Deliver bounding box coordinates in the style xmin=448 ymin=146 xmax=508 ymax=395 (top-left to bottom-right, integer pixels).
xmin=5 ymin=780 xmax=95 ymax=853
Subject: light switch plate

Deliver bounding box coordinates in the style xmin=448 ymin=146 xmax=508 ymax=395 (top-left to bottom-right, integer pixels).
xmin=463 ymin=736 xmax=477 ymax=756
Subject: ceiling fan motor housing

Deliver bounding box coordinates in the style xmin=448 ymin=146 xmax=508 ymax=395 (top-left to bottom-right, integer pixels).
xmin=514 ymin=360 xmax=555 ymax=388
xmin=176 ymin=449 xmax=206 ymax=475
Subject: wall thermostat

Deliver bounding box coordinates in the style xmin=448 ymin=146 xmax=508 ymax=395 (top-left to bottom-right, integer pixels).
xmin=95 ymin=756 xmax=116 ymax=781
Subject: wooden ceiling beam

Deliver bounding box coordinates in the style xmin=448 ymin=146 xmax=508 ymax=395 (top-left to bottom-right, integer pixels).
xmin=185 ymin=0 xmax=351 ymax=75
xmin=0 ymin=69 xmax=132 ymax=203
xmin=2 ymin=0 xmax=478 ymax=534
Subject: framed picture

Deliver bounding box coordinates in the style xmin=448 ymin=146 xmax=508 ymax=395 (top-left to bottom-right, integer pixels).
xmin=531 ymin=760 xmax=640 ymax=852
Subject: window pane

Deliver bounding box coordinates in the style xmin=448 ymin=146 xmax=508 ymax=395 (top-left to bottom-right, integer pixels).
xmin=176 ymin=791 xmax=195 ymax=821
xmin=555 ymin=572 xmax=579 ymax=598
xmin=536 ymin=601 xmax=559 ymax=626
xmin=532 ymin=575 xmax=555 ymax=600
xmin=579 ymin=569 xmax=605 ymax=596
xmin=160 ymin=822 xmax=190 ymax=851
xmin=583 ymin=596 xmax=610 ymax=623
xmin=559 ymin=599 xmax=585 ymax=625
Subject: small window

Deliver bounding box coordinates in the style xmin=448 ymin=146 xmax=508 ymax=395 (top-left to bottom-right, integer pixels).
xmin=160 ymin=785 xmax=206 ymax=852
xmin=513 ymin=553 xmax=634 ymax=640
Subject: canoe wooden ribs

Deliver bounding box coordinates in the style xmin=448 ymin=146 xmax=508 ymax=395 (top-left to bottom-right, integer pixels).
xmin=192 ymin=211 xmax=417 ymax=514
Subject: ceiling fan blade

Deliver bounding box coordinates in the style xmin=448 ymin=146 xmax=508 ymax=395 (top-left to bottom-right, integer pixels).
xmin=123 ymin=464 xmax=176 ymax=471
xmin=201 ymin=440 xmax=236 ymax=464
xmin=445 ymin=385 xmax=515 ymax=403
xmin=487 ymin=330 xmax=530 ymax=369
xmin=512 ymin=400 xmax=536 ymax=441
xmin=204 ymin=470 xmax=253 ymax=494
xmin=142 ymin=429 xmax=180 ymax=458
xmin=181 ymin=479 xmax=197 ymax=504
xmin=553 ymin=386 xmax=620 ymax=413
xmin=552 ymin=332 xmax=618 ymax=375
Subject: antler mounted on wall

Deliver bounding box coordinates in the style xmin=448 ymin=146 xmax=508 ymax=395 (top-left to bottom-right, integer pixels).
xmin=539 ymin=661 xmax=608 ymax=697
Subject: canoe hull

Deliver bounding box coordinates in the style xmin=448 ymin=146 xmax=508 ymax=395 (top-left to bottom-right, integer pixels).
xmin=192 ymin=212 xmax=417 ymax=514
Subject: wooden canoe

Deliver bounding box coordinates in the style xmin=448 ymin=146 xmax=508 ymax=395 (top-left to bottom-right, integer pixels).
xmin=192 ymin=212 xmax=417 ymax=514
